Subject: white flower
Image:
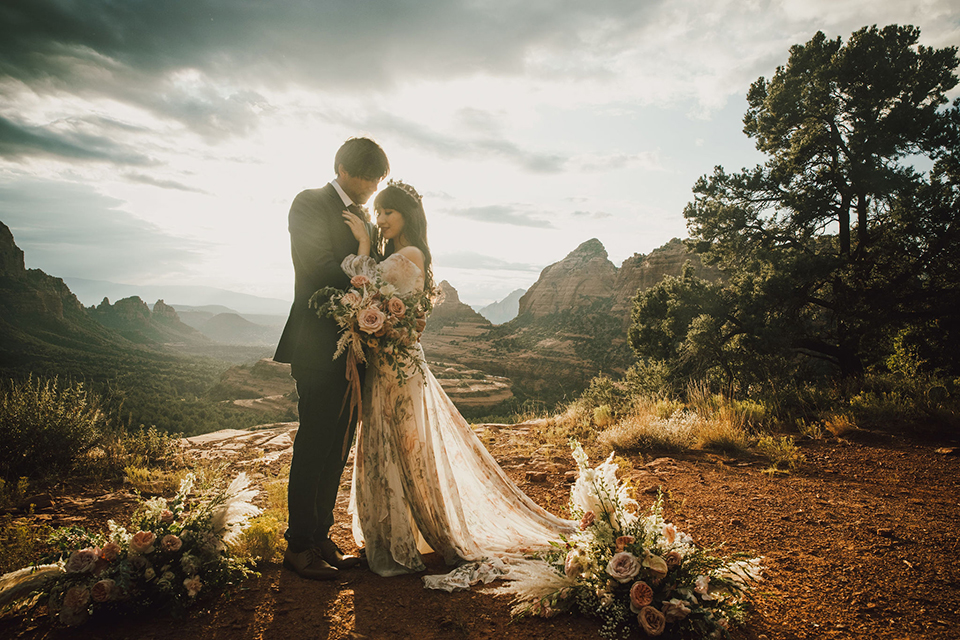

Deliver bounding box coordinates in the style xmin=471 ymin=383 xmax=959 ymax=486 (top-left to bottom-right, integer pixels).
xmin=379 ymin=283 xmax=398 ymax=297
xmin=694 ymin=575 xmax=717 ymax=600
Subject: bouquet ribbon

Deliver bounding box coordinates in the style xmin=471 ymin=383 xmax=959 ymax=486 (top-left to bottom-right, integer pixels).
xmin=340 ymin=345 xmax=363 ymax=462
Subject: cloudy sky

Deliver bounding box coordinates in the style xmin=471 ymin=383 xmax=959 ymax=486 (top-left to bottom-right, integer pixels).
xmin=1 ymin=1 xmax=958 ymax=308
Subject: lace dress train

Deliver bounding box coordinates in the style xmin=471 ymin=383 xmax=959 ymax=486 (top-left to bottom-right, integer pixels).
xmin=342 ymin=254 xmax=575 ymax=584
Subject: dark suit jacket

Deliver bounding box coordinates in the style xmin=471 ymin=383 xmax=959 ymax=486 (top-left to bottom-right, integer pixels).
xmin=274 ymin=184 xmax=361 ymax=374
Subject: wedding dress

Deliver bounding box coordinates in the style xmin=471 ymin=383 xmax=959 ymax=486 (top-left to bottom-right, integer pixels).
xmin=341 ymin=254 xmax=575 ymax=587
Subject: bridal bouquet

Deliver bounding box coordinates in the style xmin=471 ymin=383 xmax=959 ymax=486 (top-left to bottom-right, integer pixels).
xmin=0 ymin=473 xmax=259 ymax=626
xmin=496 ymin=443 xmax=763 ymax=639
xmin=310 ymin=271 xmax=434 ymax=386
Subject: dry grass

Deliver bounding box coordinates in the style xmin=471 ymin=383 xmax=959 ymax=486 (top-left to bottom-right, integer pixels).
xmin=232 ymin=465 xmax=289 ymax=564
xmin=824 ymin=413 xmax=858 ymax=437
xmin=596 ymin=409 xmax=699 ymax=453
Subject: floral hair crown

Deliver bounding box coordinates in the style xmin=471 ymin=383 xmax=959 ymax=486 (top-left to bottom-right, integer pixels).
xmin=388 ymin=179 xmax=422 ymax=204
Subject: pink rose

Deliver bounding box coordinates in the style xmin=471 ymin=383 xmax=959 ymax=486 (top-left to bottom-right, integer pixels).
xmin=661 ymin=598 xmax=691 ymax=622
xmin=130 ymin=531 xmax=156 ymax=554
xmin=100 ymin=542 xmax=121 ymax=561
xmin=160 ymin=509 xmax=175 ymax=524
xmin=183 ymin=575 xmax=202 ymax=597
xmin=579 ymin=511 xmax=595 ymax=531
xmin=606 ymin=551 xmax=641 ymax=583
xmin=91 ymin=579 xmax=117 ymax=603
xmin=350 ymin=275 xmax=370 ymax=287
xmin=638 ymin=605 xmax=666 ymax=636
xmin=629 ymin=580 xmax=654 ymax=611
xmin=664 ymin=550 xmax=682 ymax=569
xmin=65 ymin=548 xmax=99 ymax=573
xmin=386 ymin=297 xmax=406 ymax=317
xmin=357 ymin=306 xmax=386 ymax=334
xmin=615 ymin=535 xmax=635 ymax=552
xmin=60 ymin=586 xmax=91 ymax=625
xmin=161 ymin=534 xmax=183 ymax=552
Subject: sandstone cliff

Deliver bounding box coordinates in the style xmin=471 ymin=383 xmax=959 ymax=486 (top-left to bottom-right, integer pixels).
xmin=610 ymin=238 xmax=721 ymax=317
xmin=428 ymin=280 xmax=491 ymax=327
xmin=0 ymin=222 xmax=88 ymax=322
xmin=90 ymin=296 xmax=208 ymax=346
xmin=423 ymin=237 xmax=720 ymax=407
xmin=518 ymin=239 xmax=617 ymax=318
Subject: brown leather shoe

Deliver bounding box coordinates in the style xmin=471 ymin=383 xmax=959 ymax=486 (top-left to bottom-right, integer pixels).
xmin=316 ymin=538 xmax=361 ymax=570
xmin=283 ymin=547 xmax=339 ymax=580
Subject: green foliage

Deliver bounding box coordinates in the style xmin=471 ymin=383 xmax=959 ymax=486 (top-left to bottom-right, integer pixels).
xmin=0 ymin=377 xmax=107 ymax=481
xmin=678 ymin=25 xmax=960 ymax=382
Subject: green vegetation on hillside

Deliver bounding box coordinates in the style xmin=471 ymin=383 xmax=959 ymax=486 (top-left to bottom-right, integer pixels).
xmin=554 ymin=25 xmax=960 ymax=458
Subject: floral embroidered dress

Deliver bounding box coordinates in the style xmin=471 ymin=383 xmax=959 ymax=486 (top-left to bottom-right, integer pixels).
xmin=341 ymin=253 xmax=575 ymax=585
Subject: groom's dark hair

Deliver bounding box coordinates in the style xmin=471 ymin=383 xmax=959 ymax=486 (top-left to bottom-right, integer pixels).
xmin=334 ymin=137 xmax=389 ymax=180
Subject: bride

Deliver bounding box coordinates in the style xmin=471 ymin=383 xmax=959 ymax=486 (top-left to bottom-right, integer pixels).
xmin=340 ymin=180 xmax=575 ymax=584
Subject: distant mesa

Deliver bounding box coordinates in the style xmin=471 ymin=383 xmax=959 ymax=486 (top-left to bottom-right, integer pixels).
xmin=478 ymin=288 xmax=526 ymax=325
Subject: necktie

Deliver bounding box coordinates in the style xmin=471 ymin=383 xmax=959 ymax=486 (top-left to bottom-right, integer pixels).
xmin=347 ymin=203 xmax=369 ymax=222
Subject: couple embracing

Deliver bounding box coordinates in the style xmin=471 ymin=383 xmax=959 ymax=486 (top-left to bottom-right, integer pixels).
xmin=274 ymin=137 xmax=574 ymax=585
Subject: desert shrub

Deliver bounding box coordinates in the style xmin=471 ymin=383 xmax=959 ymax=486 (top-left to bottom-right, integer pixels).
xmin=756 ymin=435 xmax=805 ymax=471
xmin=82 ymin=424 xmax=183 ymax=480
xmin=0 ymin=515 xmax=52 ymax=574
xmin=695 ymin=405 xmax=753 ymax=454
xmin=596 ymin=410 xmax=699 ymax=454
xmin=823 ymin=413 xmax=858 ymax=437
xmin=123 ymin=465 xmax=190 ymax=495
xmin=0 ymin=477 xmax=29 ymax=512
xmin=795 ymin=418 xmax=825 ymax=440
xmin=593 ymin=405 xmax=615 ymax=428
xmin=0 ymin=377 xmax=107 ymax=481
xmin=535 ymin=407 xmax=595 ymax=449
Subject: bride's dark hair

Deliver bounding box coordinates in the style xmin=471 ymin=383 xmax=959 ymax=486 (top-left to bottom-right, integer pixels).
xmin=374 ymin=181 xmax=434 ymax=290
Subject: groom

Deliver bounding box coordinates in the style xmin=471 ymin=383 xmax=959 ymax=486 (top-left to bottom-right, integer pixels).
xmin=274 ymin=137 xmax=389 ymax=580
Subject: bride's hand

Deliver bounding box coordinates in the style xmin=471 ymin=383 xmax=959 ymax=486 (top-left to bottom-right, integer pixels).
xmin=342 ymin=210 xmax=371 ymax=256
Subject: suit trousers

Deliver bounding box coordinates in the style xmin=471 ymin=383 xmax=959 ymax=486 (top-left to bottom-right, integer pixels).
xmin=285 ymin=365 xmax=356 ymax=552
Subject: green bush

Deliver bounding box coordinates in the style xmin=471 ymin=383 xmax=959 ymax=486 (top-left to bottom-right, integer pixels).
xmin=0 ymin=377 xmax=108 ymax=481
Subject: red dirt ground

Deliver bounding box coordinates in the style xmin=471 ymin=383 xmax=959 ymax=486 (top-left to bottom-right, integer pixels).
xmin=2 ymin=427 xmax=959 ymax=640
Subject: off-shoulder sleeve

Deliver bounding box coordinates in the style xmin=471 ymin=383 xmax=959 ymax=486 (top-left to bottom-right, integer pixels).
xmin=341 ymin=254 xmax=378 ymax=280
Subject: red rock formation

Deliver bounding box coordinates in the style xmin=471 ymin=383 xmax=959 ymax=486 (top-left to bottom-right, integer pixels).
xmin=518 ymin=239 xmax=617 ymax=319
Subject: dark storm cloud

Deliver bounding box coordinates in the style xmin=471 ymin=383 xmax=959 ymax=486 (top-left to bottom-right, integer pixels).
xmin=433 ymin=251 xmax=539 ymax=272
xmin=0 ymin=0 xmax=661 ymax=138
xmin=446 ymin=204 xmax=554 ymax=228
xmin=0 ymin=115 xmax=156 ymax=165
xmin=0 ymin=179 xmax=204 ymax=280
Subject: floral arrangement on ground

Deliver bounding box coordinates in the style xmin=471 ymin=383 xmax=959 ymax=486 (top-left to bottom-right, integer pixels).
xmin=496 ymin=443 xmax=764 ymax=639
xmin=0 ymin=472 xmax=260 ymax=626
